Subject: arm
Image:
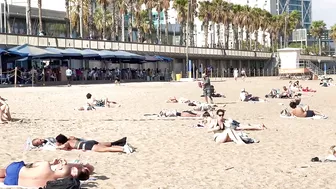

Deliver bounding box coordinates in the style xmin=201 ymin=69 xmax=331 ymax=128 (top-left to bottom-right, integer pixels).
xmin=56 ymin=142 xmax=71 ymax=150
xmin=207 ymin=121 xmax=220 ymax=132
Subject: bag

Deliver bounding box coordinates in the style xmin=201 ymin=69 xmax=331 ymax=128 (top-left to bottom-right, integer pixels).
xmin=280 ymin=108 xmax=291 ymax=116
xmin=42 ymin=178 xmax=81 ymax=189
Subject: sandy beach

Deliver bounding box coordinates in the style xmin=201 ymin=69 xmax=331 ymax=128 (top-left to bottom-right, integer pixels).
xmin=1 ymin=76 xmax=336 ymax=189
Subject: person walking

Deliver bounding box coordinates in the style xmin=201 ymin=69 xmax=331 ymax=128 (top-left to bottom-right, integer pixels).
xmin=202 ymin=73 xmax=214 ymax=104
xmin=65 ymin=67 xmax=72 ymax=87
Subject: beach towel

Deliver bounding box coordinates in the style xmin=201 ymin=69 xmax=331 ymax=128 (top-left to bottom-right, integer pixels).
xmin=24 ymin=137 xmax=57 ymax=151
xmin=0 ymin=182 xmax=38 ymax=188
xmin=143 ymin=114 xmax=203 ymax=121
xmin=280 ymin=114 xmax=328 ymax=120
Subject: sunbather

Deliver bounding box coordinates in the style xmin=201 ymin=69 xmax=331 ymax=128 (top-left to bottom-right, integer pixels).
xmin=206 ymin=110 xmax=258 ymax=144
xmin=289 ymin=101 xmax=323 ymax=117
xmin=76 ymin=93 xmax=119 ymax=111
xmin=203 ymin=109 xmax=266 ymax=131
xmin=159 ymin=109 xmax=207 ymax=117
xmin=240 ymin=89 xmax=263 ymax=102
xmin=166 ymin=97 xmax=191 ymax=103
xmin=0 ymin=96 xmax=11 ymax=124
xmin=32 ymin=135 xmax=127 ymax=148
xmin=0 ymin=158 xmax=91 ymax=187
xmin=54 ymin=134 xmax=134 ymax=153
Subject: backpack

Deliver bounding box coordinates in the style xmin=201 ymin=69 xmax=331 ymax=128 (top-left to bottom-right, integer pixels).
xmin=42 ymin=178 xmax=81 ymax=189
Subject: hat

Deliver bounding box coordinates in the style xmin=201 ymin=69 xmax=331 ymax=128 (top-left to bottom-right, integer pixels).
xmin=241 ymin=88 xmax=245 ymax=92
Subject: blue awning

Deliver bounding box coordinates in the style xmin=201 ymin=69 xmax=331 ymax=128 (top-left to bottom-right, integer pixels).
xmin=83 ymin=49 xmax=116 ymax=59
xmin=145 ymin=55 xmax=161 ymax=62
xmin=8 ymin=44 xmax=63 ymax=59
xmin=46 ymin=47 xmax=83 ymax=58
xmin=64 ymin=48 xmax=101 ymax=59
xmin=154 ymin=55 xmax=173 ymax=62
xmin=113 ymin=51 xmax=145 ymax=60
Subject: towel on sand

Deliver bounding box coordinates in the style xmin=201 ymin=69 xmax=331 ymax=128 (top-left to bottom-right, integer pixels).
xmin=280 ymin=115 xmax=328 ymax=120
xmin=24 ymin=137 xmax=56 ymax=151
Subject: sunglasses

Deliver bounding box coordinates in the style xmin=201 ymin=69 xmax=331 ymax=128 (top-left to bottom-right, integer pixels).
xmin=217 ymin=114 xmax=224 ymax=117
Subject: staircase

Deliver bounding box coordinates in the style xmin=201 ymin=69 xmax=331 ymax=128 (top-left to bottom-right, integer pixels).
xmin=305 ymin=61 xmax=325 ymax=79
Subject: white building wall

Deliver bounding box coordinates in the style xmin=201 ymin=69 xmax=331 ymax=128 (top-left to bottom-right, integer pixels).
xmin=6 ymin=0 xmax=66 ymax=12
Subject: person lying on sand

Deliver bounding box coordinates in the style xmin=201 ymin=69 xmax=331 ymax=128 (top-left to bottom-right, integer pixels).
xmin=206 ymin=109 xmax=259 ymax=144
xmin=289 ymin=101 xmax=323 ymax=118
xmin=0 ymin=96 xmax=12 ymax=124
xmin=166 ymin=97 xmax=192 ymax=103
xmin=32 ymin=135 xmax=127 ymax=148
xmin=76 ymin=93 xmax=119 ymax=111
xmin=202 ymin=109 xmax=266 ymax=131
xmin=239 ymin=89 xmax=264 ymax=102
xmin=0 ymin=158 xmax=92 ymax=187
xmin=159 ymin=109 xmax=208 ymax=117
xmin=54 ymin=134 xmax=134 ymax=153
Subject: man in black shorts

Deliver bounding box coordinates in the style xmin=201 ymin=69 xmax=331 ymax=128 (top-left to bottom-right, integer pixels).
xmin=55 ymin=134 xmax=134 ymax=153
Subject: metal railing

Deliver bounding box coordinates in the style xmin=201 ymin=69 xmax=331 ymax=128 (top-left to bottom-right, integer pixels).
xmin=0 ymin=33 xmax=275 ymax=59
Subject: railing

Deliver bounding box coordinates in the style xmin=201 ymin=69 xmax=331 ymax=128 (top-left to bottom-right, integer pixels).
xmin=305 ymin=61 xmax=325 ymax=77
xmin=0 ymin=33 xmax=273 ymax=59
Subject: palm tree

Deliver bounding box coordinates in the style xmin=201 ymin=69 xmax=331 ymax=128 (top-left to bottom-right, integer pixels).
xmin=188 ymin=0 xmax=197 ymax=46
xmin=163 ymin=0 xmax=170 ymax=44
xmin=198 ymin=1 xmax=211 ymax=47
xmin=144 ymin=0 xmax=155 ymax=43
xmin=126 ymin=0 xmax=134 ymax=42
xmin=26 ymin=0 xmax=32 ymax=35
xmin=310 ymin=20 xmax=326 ymax=55
xmin=173 ymin=0 xmax=187 ymax=45
xmin=210 ymin=0 xmax=223 ymax=48
xmin=88 ymin=0 xmax=94 ymax=38
xmin=70 ymin=0 xmax=89 ymax=37
xmin=155 ymin=0 xmax=164 ymax=43
xmin=330 ymin=24 xmax=336 ymax=55
xmin=94 ymin=7 xmax=113 ymax=38
xmin=65 ymin=0 xmax=71 ymax=37
xmin=116 ymin=0 xmax=126 ymax=41
xmin=97 ymin=0 xmax=111 ymax=39
xmin=38 ymin=0 xmax=43 ymax=33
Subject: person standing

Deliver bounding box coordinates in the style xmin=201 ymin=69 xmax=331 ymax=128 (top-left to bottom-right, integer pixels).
xmin=202 ymin=73 xmax=214 ymax=104
xmin=233 ymin=68 xmax=238 ymax=81
xmin=65 ymin=67 xmax=72 ymax=87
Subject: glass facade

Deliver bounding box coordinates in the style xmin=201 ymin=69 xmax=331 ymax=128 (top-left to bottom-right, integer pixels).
xmin=278 ymin=0 xmax=312 ymax=29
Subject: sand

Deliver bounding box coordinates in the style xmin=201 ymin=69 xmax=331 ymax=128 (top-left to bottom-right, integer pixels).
xmin=1 ymin=76 xmax=336 ymax=189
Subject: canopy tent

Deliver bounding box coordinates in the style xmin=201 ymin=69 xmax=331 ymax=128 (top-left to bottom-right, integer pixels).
xmin=113 ymin=51 xmax=145 ymax=60
xmin=83 ymin=49 xmax=116 ymax=59
xmin=46 ymin=47 xmax=83 ymax=58
xmin=64 ymin=48 xmax=101 ymax=59
xmin=8 ymin=44 xmax=63 ymax=59
xmin=154 ymin=55 xmax=173 ymax=62
xmin=144 ymin=55 xmax=161 ymax=62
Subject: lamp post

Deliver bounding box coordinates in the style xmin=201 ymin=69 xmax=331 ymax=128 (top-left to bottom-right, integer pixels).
xmin=186 ymin=0 xmax=191 ymax=78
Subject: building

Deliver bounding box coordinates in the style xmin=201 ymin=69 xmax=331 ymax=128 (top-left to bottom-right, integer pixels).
xmin=0 ymin=1 xmax=67 ymax=37
xmin=277 ymin=0 xmax=312 ymax=29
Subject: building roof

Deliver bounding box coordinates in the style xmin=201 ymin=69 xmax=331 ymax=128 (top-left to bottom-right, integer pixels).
xmin=3 ymin=4 xmax=66 ymax=21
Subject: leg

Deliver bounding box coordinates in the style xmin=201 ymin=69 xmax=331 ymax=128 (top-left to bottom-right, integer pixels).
xmin=235 ymin=123 xmax=266 ymax=131
xmin=91 ymin=144 xmax=124 ymax=153
xmin=207 ymin=94 xmax=214 ymax=104
xmin=0 ymin=110 xmax=7 ymax=124
xmin=226 ymin=129 xmax=246 ymax=145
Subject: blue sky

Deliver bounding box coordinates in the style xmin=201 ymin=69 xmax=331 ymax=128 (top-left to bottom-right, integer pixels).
xmin=312 ymin=0 xmax=335 ymax=28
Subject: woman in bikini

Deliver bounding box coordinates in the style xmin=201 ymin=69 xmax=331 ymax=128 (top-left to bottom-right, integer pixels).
xmin=205 ymin=109 xmax=263 ymax=144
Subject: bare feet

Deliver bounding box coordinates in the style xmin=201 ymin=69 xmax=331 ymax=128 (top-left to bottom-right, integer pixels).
xmin=261 ymin=124 xmax=267 ymax=130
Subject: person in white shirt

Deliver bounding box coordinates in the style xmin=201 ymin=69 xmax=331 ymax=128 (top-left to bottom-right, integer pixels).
xmin=241 ymin=69 xmax=246 ymax=80
xmin=239 ymin=88 xmax=263 ymax=102
xmin=65 ymin=67 xmax=72 ymax=86
xmin=233 ymin=68 xmax=238 ymax=81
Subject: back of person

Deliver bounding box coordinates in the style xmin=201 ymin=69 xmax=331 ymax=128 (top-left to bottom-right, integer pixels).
xmin=203 ymin=77 xmax=211 ymax=91
xmin=292 ymin=107 xmax=306 ymax=117
xmin=18 ymin=162 xmax=54 ymax=187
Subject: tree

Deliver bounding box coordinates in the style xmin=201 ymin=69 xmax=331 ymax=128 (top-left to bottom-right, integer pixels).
xmin=163 ymin=0 xmax=170 ymax=44
xmin=198 ymin=1 xmax=211 ymax=47
xmin=65 ymin=0 xmax=71 ymax=37
xmin=38 ymin=0 xmax=43 ymax=33
xmin=94 ymin=7 xmax=113 ymax=39
xmin=330 ymin=24 xmax=336 ymax=55
xmin=97 ymin=0 xmax=111 ymax=39
xmin=26 ymin=0 xmax=32 ymax=35
xmin=310 ymin=20 xmax=326 ymax=55
xmin=173 ymin=0 xmax=188 ymax=45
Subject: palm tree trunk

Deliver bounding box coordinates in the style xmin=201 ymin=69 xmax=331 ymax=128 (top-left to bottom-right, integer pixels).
xmin=318 ymin=38 xmax=322 ymax=55
xmin=156 ymin=12 xmax=160 ymax=43
xmin=26 ymin=0 xmax=32 ymax=35
xmin=204 ymin=22 xmax=209 ymax=47
xmin=4 ymin=0 xmax=11 ymax=33
xmin=111 ymin=3 xmax=116 ymax=41
xmin=121 ymin=14 xmax=125 ymax=41
xmin=65 ymin=0 xmax=71 ymax=37
xmin=164 ymin=10 xmax=169 ymax=45
xmin=38 ymin=0 xmax=42 ymax=33
xmin=254 ymin=31 xmax=258 ymax=51
xmin=127 ymin=1 xmax=133 ymax=42
xmin=88 ymin=0 xmax=93 ymax=38
xmin=216 ymin=23 xmax=220 ymax=47
xmin=148 ymin=11 xmax=153 ymax=43
xmin=102 ymin=4 xmax=107 ymax=39
xmin=180 ymin=23 xmax=185 ymax=45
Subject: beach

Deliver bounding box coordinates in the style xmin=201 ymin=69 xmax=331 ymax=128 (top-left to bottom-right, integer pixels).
xmin=1 ymin=77 xmax=336 ymax=189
